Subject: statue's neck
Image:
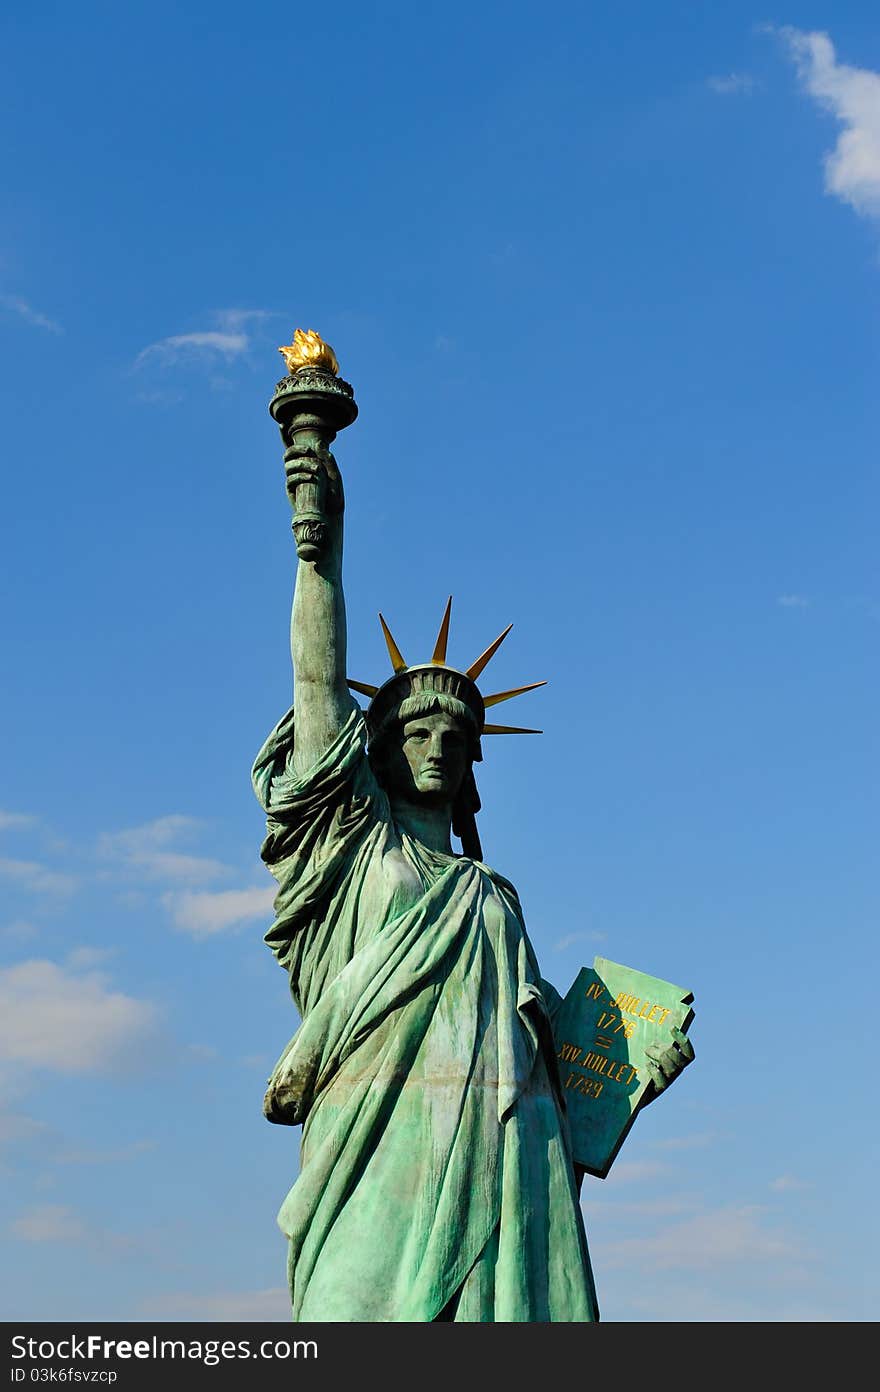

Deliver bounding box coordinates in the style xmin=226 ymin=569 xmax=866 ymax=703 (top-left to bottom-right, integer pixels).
xmin=389 ymin=798 xmax=454 ymax=856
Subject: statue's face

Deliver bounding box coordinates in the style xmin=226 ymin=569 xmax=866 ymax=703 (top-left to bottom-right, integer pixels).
xmin=380 ymin=711 xmax=471 ymax=805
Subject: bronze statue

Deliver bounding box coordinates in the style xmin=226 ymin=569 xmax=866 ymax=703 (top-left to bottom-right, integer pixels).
xmin=252 ymin=332 xmax=693 ymax=1321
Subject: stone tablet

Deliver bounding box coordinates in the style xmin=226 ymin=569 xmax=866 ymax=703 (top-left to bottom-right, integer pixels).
xmin=554 ymin=956 xmax=695 ymax=1178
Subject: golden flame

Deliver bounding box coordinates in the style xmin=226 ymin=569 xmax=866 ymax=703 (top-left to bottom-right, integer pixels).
xmin=278 ymin=328 xmax=339 ymax=376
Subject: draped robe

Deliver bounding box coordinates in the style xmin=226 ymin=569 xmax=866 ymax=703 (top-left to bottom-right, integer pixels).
xmin=252 ymin=706 xmax=599 ymax=1322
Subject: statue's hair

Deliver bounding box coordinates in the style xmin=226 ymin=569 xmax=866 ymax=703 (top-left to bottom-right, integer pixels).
xmin=367 ymin=691 xmax=482 ymax=759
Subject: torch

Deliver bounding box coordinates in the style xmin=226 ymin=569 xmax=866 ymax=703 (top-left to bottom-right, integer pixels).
xmin=270 ymin=329 xmax=358 ymax=560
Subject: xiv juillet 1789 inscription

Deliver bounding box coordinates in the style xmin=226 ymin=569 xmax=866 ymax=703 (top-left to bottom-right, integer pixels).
xmin=555 ymin=957 xmax=695 ymax=1178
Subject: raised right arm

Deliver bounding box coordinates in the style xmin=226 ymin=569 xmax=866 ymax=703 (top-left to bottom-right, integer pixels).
xmin=286 ymin=452 xmax=357 ymax=777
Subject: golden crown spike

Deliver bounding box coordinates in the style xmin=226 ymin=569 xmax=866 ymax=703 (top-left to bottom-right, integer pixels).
xmin=347 ymin=598 xmax=546 ymax=737
xmin=431 ymin=597 xmax=453 ymax=666
xmin=378 ymin=613 xmax=408 ymax=674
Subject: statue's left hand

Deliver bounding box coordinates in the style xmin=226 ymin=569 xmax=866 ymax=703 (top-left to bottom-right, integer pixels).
xmin=641 ymin=1027 xmax=694 ymax=1104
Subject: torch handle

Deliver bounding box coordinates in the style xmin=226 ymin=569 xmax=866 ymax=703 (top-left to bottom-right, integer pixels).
xmin=283 ymin=426 xmax=337 ymax=562
xmin=290 ymin=470 xmax=329 ymax=562
xmin=270 ymin=361 xmax=357 ymax=562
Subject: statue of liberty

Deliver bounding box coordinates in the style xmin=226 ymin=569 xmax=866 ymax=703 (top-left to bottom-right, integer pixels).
xmin=252 ymin=331 xmax=693 ymax=1322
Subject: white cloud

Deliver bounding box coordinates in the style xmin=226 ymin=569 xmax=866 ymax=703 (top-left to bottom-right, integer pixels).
xmin=163 ymin=885 xmax=276 ymax=938
xmin=777 ymin=27 xmax=880 ymax=219
xmin=214 ymin=308 xmax=272 ymax=333
xmin=0 ymin=810 xmax=35 ymax=831
xmin=100 ymin=814 xmax=199 ymax=851
xmin=599 ymin=1157 xmax=671 ymax=1184
xmin=0 ymin=856 xmax=77 ymax=896
xmin=707 ymin=73 xmax=756 ymax=95
xmin=770 ymin=1173 xmax=813 ymax=1192
xmin=650 ymin=1130 xmax=718 ymax=1152
xmin=140 ymin=1288 xmax=291 ymax=1321
xmin=0 ymin=1110 xmax=49 ymax=1151
xmin=583 ymin=1195 xmax=694 ymax=1218
xmin=778 ymin=593 xmax=810 ymax=607
xmin=0 ymin=958 xmax=160 ymax=1075
xmin=552 ymin=930 xmax=606 ymax=952
xmin=99 ymin=815 xmax=229 ymax=886
xmin=9 ymin=1202 xmax=135 ymax=1255
xmin=117 ymin=849 xmax=229 ymax=884
xmin=616 ymin=1279 xmax=833 ymax=1321
xmin=65 ymin=946 xmax=115 ymax=969
xmin=134 ymin=386 xmax=185 ymax=407
xmin=12 ymin=1204 xmax=88 ymax=1243
xmin=56 ymin=1138 xmax=156 ymax=1166
xmin=0 ymin=919 xmax=39 ymax=940
xmin=136 ymin=331 xmax=249 ymax=367
xmin=135 ymin=308 xmax=271 ymax=370
xmin=99 ymin=817 xmax=269 ymax=937
xmin=601 ymin=1204 xmax=809 ymax=1270
xmin=0 ymin=294 xmax=62 ymax=334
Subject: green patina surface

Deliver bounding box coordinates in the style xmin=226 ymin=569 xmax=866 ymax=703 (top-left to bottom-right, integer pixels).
xmin=253 ymin=711 xmax=598 ymax=1321
xmin=554 ymin=958 xmax=695 ymax=1178
xmin=253 ymin=344 xmax=693 ymax=1322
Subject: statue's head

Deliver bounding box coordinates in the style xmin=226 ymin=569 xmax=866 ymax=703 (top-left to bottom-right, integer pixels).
xmin=375 ymin=707 xmax=474 ymax=805
xmin=366 ymin=673 xmax=483 ymax=852
xmin=351 ymin=601 xmax=545 ymax=860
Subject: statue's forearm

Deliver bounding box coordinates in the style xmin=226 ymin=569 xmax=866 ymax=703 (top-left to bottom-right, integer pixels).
xmin=291 ymin=521 xmax=346 ymax=684
xmin=290 ymin=520 xmax=355 ymax=773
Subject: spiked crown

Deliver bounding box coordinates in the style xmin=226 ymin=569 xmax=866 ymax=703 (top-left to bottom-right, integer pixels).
xmin=348 ymin=597 xmax=546 ymax=744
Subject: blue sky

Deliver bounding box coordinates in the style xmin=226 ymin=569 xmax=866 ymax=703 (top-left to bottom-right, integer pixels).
xmin=1 ymin=2 xmax=876 ymax=1323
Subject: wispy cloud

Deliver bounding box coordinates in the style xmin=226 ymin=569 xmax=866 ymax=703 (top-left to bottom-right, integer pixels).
xmin=12 ymin=1204 xmax=89 ymax=1243
xmin=162 ymin=886 xmax=276 ymax=938
xmin=140 ymin=1287 xmax=291 ymax=1322
xmin=216 ymin=309 xmax=273 ymax=333
xmin=552 ymin=930 xmax=607 ymax=953
xmin=650 ymin=1130 xmax=718 ymax=1152
xmin=98 ymin=815 xmax=230 ymax=887
xmin=601 ymin=1204 xmax=810 ymax=1270
xmin=584 ymin=1195 xmax=694 ymax=1219
xmin=56 ymin=1138 xmax=156 ymax=1166
xmin=0 ymin=294 xmax=62 ymax=334
xmin=134 ymin=308 xmax=272 ymax=370
xmin=113 ymin=848 xmax=230 ymax=885
xmin=0 ymin=919 xmax=38 ymax=941
xmin=778 ymin=593 xmax=810 ymax=608
xmin=10 ymin=1202 xmax=137 ymax=1255
xmin=599 ymin=1158 xmax=671 ymax=1184
xmin=0 ymin=1110 xmax=49 ymax=1152
xmin=770 ymin=1173 xmax=813 ymax=1192
xmin=0 ymin=810 xmax=35 ymax=831
xmin=0 ymin=958 xmax=161 ymax=1076
xmin=65 ymin=946 xmax=115 ymax=970
xmin=98 ymin=816 xmax=271 ymax=938
xmin=707 ymin=73 xmax=756 ymax=96
xmin=136 ymin=330 xmax=249 ymax=367
xmin=0 ymin=856 xmax=77 ymax=896
xmin=775 ymin=27 xmax=880 ymax=220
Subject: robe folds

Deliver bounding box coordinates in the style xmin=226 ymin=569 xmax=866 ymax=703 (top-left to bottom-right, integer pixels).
xmin=252 ymin=706 xmax=599 ymax=1323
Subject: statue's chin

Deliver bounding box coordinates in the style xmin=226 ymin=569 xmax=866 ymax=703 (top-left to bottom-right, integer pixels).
xmin=388 ymin=783 xmax=456 ymax=812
